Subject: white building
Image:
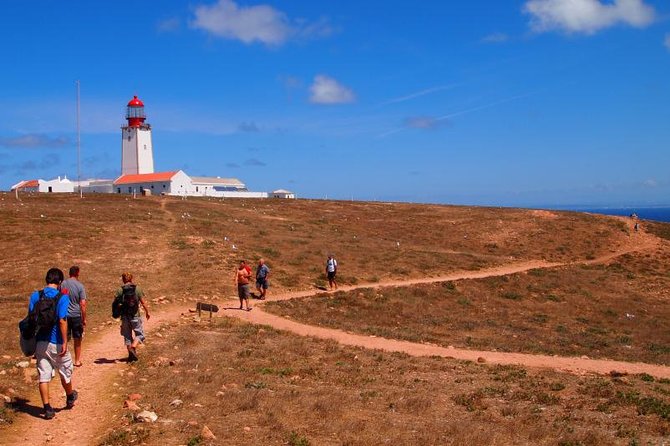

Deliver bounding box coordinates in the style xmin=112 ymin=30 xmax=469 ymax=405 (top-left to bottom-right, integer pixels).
xmin=41 ymin=176 xmax=74 ymax=193
xmin=11 ymin=179 xmax=40 ymax=193
xmin=272 ymin=189 xmax=296 ymax=199
xmin=114 ymin=171 xmax=191 ymax=195
xmin=190 ymin=176 xmax=247 ymax=196
xmin=121 ymin=96 xmax=154 ymax=175
xmin=78 ymin=179 xmax=115 ymax=194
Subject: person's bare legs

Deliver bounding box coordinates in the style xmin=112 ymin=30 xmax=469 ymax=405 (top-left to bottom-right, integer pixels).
xmin=74 ymin=338 xmax=82 ymax=365
xmin=39 ymin=382 xmax=50 ymax=406
xmin=59 ymin=374 xmax=73 ymax=395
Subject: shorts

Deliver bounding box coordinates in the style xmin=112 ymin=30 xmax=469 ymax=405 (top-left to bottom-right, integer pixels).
xmin=120 ymin=316 xmax=145 ymax=346
xmin=256 ymin=279 xmax=269 ymax=290
xmin=238 ymin=284 xmax=250 ymax=299
xmin=36 ymin=341 xmax=73 ymax=384
xmin=67 ymin=316 xmax=84 ymax=340
xmin=328 ymin=271 xmax=337 ymax=280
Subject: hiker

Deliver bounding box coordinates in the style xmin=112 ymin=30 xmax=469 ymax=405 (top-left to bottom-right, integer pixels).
xmin=28 ymin=268 xmax=78 ymax=419
xmin=255 ymin=258 xmax=270 ymax=300
xmin=634 ymin=222 xmax=640 ymax=232
xmin=61 ymin=265 xmax=87 ymax=367
xmin=326 ymin=254 xmax=338 ymax=290
xmin=235 ymin=260 xmax=252 ymax=311
xmin=114 ymin=272 xmax=150 ymax=362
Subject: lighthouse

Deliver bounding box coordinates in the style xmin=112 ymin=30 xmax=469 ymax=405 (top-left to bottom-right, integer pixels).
xmin=121 ymin=96 xmax=155 ymax=175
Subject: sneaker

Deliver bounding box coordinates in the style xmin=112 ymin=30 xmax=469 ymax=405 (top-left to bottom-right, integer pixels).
xmin=66 ymin=390 xmax=78 ymax=409
xmin=44 ymin=406 xmax=56 ymax=420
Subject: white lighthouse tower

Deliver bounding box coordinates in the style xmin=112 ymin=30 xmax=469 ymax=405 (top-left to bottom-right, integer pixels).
xmin=121 ymin=95 xmax=154 ymax=175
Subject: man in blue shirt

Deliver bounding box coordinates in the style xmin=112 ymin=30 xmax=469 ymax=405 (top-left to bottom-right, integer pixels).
xmin=255 ymin=259 xmax=270 ymax=300
xmin=28 ymin=268 xmax=78 ymax=419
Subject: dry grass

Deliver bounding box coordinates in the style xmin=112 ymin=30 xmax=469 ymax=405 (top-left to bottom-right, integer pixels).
xmin=0 ymin=192 xmax=663 ymax=443
xmin=266 ymin=248 xmax=670 ymax=364
xmin=96 ymin=317 xmax=670 ymax=445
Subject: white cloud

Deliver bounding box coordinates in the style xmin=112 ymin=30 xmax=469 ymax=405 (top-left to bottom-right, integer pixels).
xmin=309 ymin=75 xmax=355 ymax=105
xmin=665 ymin=33 xmax=670 ymax=51
xmin=524 ymin=0 xmax=656 ymax=35
xmin=190 ymin=0 xmax=331 ymax=46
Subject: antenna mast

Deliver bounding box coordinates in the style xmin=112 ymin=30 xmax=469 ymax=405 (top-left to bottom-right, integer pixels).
xmin=76 ymin=80 xmax=82 ymax=198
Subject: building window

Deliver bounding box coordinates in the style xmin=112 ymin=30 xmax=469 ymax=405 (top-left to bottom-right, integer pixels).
xmin=117 ymin=188 xmax=121 ymax=193
xmin=196 ymin=186 xmax=199 ymax=192
xmin=144 ymin=144 xmax=147 ymax=150
xmin=163 ymin=184 xmax=166 ymax=189
xmin=48 ymin=186 xmax=53 ymax=193
xmin=128 ymin=187 xmax=132 ymax=193
xmin=151 ymin=185 xmax=154 ymax=189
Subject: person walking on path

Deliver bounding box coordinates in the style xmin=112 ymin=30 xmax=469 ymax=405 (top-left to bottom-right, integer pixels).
xmin=255 ymin=258 xmax=270 ymax=300
xmin=61 ymin=265 xmax=87 ymax=367
xmin=235 ymin=260 xmax=252 ymax=311
xmin=28 ymin=268 xmax=78 ymax=419
xmin=114 ymin=272 xmax=150 ymax=362
xmin=326 ymin=254 xmax=338 ymax=290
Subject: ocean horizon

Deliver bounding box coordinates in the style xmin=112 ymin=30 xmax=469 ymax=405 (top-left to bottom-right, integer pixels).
xmin=546 ymin=206 xmax=670 ymax=224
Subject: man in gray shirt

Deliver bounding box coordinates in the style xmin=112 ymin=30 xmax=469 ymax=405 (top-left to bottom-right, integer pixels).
xmin=61 ymin=265 xmax=87 ymax=367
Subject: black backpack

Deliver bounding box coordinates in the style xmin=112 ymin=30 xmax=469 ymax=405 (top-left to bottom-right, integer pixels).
xmin=121 ymin=284 xmax=139 ymax=317
xmin=32 ymin=290 xmax=63 ymax=335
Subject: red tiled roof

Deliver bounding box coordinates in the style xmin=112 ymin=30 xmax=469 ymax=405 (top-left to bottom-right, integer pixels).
xmin=114 ymin=171 xmax=179 ymax=185
xmin=22 ymin=180 xmax=39 ymax=188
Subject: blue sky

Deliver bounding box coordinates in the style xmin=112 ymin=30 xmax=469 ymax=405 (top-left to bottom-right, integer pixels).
xmin=1 ymin=0 xmax=669 ymax=206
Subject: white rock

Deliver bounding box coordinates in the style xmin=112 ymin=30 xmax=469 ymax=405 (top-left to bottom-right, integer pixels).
xmin=16 ymin=361 xmax=30 ymax=369
xmin=136 ymin=410 xmax=158 ymax=423
xmin=169 ymin=399 xmax=183 ymax=408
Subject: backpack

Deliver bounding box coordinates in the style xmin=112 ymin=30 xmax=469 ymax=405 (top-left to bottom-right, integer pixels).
xmin=32 ymin=290 xmax=63 ymax=335
xmin=121 ymin=284 xmax=139 ymax=317
xmin=18 ymin=315 xmax=37 ymax=356
xmin=111 ymin=294 xmax=123 ymax=319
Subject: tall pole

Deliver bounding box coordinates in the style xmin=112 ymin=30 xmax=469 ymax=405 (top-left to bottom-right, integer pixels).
xmin=76 ymin=80 xmax=82 ymax=198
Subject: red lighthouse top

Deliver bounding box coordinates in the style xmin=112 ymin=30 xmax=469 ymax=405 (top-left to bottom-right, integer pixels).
xmin=126 ymin=95 xmax=146 ymax=127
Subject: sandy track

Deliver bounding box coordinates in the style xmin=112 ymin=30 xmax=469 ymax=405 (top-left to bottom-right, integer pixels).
xmin=1 ymin=307 xmax=185 ymax=446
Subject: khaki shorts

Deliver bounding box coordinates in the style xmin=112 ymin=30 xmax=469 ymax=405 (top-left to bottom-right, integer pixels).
xmin=36 ymin=341 xmax=73 ymax=384
xmin=121 ymin=316 xmax=145 ymax=346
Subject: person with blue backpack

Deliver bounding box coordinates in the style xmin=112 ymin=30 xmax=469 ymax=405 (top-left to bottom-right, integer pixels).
xmin=28 ymin=268 xmax=78 ymax=419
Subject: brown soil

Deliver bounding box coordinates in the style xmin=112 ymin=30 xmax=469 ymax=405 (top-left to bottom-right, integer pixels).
xmin=0 ymin=194 xmax=666 ymax=445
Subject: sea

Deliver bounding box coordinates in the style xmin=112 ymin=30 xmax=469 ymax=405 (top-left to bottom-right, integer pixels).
xmin=549 ymin=207 xmax=670 ymax=223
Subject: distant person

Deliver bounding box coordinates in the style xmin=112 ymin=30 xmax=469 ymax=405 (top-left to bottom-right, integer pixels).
xmin=235 ymin=260 xmax=252 ymax=311
xmin=255 ymin=258 xmax=270 ymax=300
xmin=113 ymin=272 xmax=150 ymax=362
xmin=28 ymin=268 xmax=78 ymax=419
xmin=326 ymin=254 xmax=338 ymax=290
xmin=61 ymin=265 xmax=87 ymax=367
xmin=634 ymin=222 xmax=640 ymax=232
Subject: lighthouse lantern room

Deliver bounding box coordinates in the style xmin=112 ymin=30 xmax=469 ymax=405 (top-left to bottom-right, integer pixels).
xmin=121 ymin=95 xmax=155 ymax=175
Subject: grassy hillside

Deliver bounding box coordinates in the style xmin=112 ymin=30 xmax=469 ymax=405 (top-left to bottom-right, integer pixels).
xmin=1 ymin=192 xmax=668 ymax=444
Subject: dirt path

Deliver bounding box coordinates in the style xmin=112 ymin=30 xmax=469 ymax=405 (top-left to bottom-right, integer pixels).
xmin=223 ymin=226 xmax=670 ymax=378
xmin=1 ymin=306 xmax=186 ymax=446
xmin=1 ymin=221 xmax=661 ymax=445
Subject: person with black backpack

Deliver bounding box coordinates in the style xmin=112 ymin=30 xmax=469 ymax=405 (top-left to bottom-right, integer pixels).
xmin=113 ymin=272 xmax=150 ymax=362
xmin=28 ymin=268 xmax=78 ymax=419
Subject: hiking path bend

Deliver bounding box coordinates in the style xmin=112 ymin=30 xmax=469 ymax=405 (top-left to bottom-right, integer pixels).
xmin=227 ymin=228 xmax=669 ymax=379
xmin=1 ymin=224 xmax=663 ymax=445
